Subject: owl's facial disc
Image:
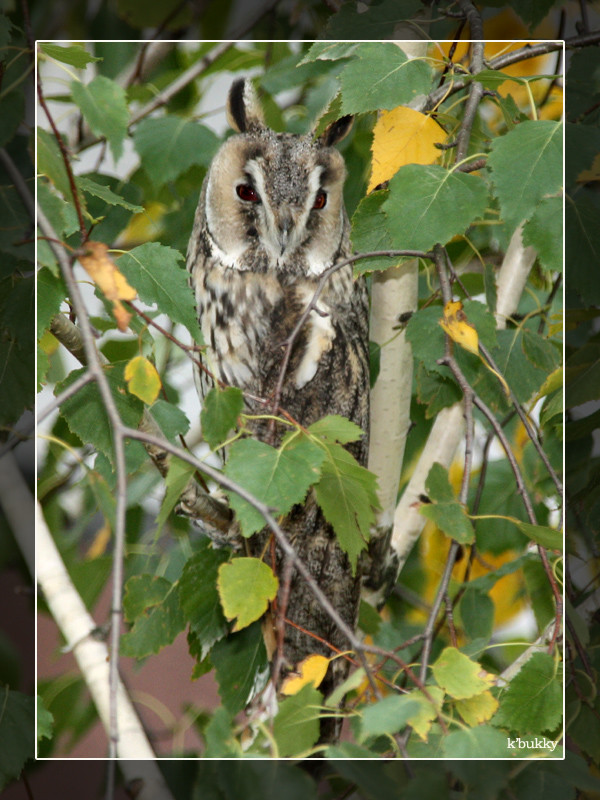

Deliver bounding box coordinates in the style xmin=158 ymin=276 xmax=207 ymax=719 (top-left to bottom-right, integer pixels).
xmin=240 ymin=155 xmax=327 ymax=263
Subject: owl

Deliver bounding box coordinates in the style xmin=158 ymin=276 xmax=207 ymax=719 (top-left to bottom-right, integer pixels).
xmin=186 ymin=78 xmax=369 ymax=740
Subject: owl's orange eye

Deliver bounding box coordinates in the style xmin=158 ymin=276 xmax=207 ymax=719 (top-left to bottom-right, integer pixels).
xmin=313 ymin=191 xmax=327 ymax=210
xmin=236 ymin=183 xmax=260 ymax=203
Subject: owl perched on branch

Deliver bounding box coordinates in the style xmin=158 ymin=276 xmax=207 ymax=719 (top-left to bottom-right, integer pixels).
xmin=186 ymin=78 xmax=369 ymax=740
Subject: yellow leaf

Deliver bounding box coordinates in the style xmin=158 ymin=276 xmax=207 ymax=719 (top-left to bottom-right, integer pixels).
xmin=124 ymin=355 xmax=161 ymax=405
xmin=281 ymin=654 xmax=330 ymax=696
xmin=79 ymin=241 xmax=136 ymax=331
xmin=368 ymin=106 xmax=445 ymax=192
xmin=439 ymin=300 xmax=479 ymax=355
xmin=405 ymin=687 xmax=445 ymax=742
xmin=455 ymin=690 xmax=499 ymax=726
xmin=440 ymin=302 xmax=510 ymax=396
xmin=578 ymin=152 xmax=600 ymax=184
xmin=535 ymin=366 xmax=563 ymax=401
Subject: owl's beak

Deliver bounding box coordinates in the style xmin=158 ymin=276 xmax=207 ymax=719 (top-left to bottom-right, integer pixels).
xmin=277 ymin=214 xmax=293 ymax=255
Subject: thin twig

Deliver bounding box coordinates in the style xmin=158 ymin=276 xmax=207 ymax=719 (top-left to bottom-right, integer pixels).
xmin=577 ymin=0 xmax=590 ymax=34
xmin=478 ymin=341 xmax=563 ymax=497
xmin=454 ymin=3 xmax=484 ymax=163
xmin=37 ymin=370 xmax=96 ymax=424
xmin=37 ymin=209 xmax=129 ymax=759
xmin=129 ymin=41 xmax=235 ymax=126
xmin=36 ymin=68 xmax=88 ymax=242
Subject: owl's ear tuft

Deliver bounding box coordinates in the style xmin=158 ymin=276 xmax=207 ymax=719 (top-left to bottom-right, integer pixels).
xmin=318 ymin=115 xmax=354 ymax=147
xmin=227 ymin=79 xmax=265 ymax=133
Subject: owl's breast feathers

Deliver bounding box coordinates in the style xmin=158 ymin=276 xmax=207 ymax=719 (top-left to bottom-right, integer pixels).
xmin=195 ymin=259 xmax=369 ymax=439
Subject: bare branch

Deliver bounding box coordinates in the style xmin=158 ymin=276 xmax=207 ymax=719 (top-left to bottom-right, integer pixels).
xmin=129 ymin=41 xmax=235 ymax=126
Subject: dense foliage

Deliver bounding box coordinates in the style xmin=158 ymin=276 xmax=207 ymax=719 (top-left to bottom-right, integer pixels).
xmin=34 ymin=36 xmax=564 ymax=761
xmin=0 ymin=0 xmax=598 ymax=797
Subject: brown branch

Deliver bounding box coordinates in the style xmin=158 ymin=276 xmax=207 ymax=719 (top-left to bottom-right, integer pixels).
xmin=128 ymin=41 xmax=235 ymax=126
xmin=478 ymin=341 xmax=563 ymax=498
xmin=36 ymin=67 xmax=88 ymax=243
xmin=454 ymin=3 xmax=484 ymax=164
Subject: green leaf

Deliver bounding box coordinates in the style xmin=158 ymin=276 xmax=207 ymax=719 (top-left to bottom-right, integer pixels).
xmin=384 ymin=165 xmax=488 ymax=252
xmin=420 ymin=463 xmax=475 ymax=545
xmin=431 ymin=647 xmax=490 ymax=699
xmin=324 ymin=0 xmax=423 ymax=39
xmin=40 ymin=43 xmax=101 ymax=68
xmin=503 ymin=0 xmax=566 ymax=28
xmin=116 ymin=243 xmax=202 ymax=343
xmin=522 ymin=196 xmax=563 ymax=273
xmin=36 ymin=267 xmax=66 ymax=340
xmin=211 ymin=621 xmax=269 ymax=715
xmin=201 ymin=386 xmax=244 ymax=450
xmin=37 ymin=696 xmax=54 ymax=742
xmin=359 ymin=694 xmax=421 ymax=740
xmin=515 ymin=521 xmax=562 ymax=550
xmin=463 ymin=300 xmax=498 ymax=350
xmin=0 ymin=92 xmax=24 ymax=148
xmin=566 ymin=193 xmax=600 ymax=305
xmin=299 ymin=42 xmax=360 ymax=64
xmin=56 ymin=363 xmax=145 ymax=465
xmin=224 ymin=436 xmax=326 ymax=536
xmin=487 ymin=120 xmax=562 ymax=235
xmin=155 ymin=456 xmax=195 ymax=531
xmin=415 ymin=363 xmax=462 ymax=417
xmin=350 ymin=191 xmax=400 ymax=273
xmin=37 ymin=128 xmax=77 ymax=202
xmin=313 ymin=440 xmax=379 ymax=571
xmin=217 ymin=558 xmax=278 ymax=632
xmin=0 ymin=689 xmax=34 ymax=790
xmin=406 ymin=305 xmax=446 ymax=375
xmin=459 ymin=588 xmax=494 ymax=642
xmin=76 ymin=176 xmax=144 ymax=213
xmin=308 ymin=414 xmax=364 ymax=444
xmin=71 ymin=76 xmax=129 ymax=161
xmin=272 ymin=684 xmax=322 ymax=757
xmin=133 ymin=117 xmax=219 ymax=187
xmin=121 ymin=575 xmax=185 ymax=657
xmin=179 ymin=540 xmax=230 ymax=660
xmin=203 ymin=707 xmax=240 ymax=757
xmin=340 ymin=43 xmax=432 ymax=114
xmin=493 ymin=652 xmax=562 ymax=733
xmin=442 ymin=725 xmax=513 ymax=758
xmin=148 ymin=399 xmax=190 ymax=441
xmin=37 ymin=181 xmax=79 ymax=239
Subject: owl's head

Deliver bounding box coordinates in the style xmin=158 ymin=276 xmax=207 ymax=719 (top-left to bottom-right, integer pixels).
xmin=203 ymin=78 xmax=354 ymax=275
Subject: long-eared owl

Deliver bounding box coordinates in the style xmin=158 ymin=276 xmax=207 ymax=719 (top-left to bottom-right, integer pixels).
xmin=186 ymin=78 xmax=369 ymax=737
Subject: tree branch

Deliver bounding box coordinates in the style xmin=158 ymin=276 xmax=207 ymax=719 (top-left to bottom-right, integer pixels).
xmin=363 ymin=40 xmax=429 ymax=605
xmin=36 ymin=504 xmax=175 ymax=791
xmin=37 ymin=208 xmax=131 ymax=758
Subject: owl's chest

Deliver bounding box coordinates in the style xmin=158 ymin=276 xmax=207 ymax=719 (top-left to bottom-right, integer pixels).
xmin=197 ymin=265 xmax=340 ymax=396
